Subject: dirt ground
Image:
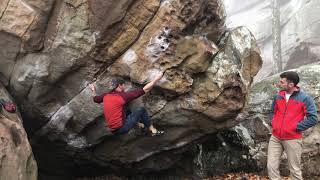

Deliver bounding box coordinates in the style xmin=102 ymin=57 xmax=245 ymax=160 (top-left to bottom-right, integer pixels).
xmin=206 ymin=173 xmax=290 ymax=180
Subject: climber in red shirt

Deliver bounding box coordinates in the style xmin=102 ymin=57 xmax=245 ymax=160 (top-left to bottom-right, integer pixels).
xmin=89 ymin=73 xmax=164 ymax=136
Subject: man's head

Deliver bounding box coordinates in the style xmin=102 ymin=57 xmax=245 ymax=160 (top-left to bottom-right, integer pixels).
xmin=111 ymin=77 xmax=125 ymax=92
xmin=278 ymin=71 xmax=299 ymax=92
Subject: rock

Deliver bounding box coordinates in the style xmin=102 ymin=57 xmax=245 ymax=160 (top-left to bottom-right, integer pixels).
xmin=177 ymin=36 xmax=219 ymax=74
xmin=89 ymin=0 xmax=160 ymax=62
xmin=0 ymin=31 xmax=20 ymax=86
xmin=0 ymin=0 xmax=55 ymax=51
xmin=82 ymin=26 xmax=259 ymax=174
xmin=0 ymin=82 xmax=37 ymax=180
xmin=9 ymin=0 xmax=98 ymax=132
xmin=224 ymin=0 xmax=320 ymax=81
xmin=108 ymin=0 xmax=226 ymax=93
xmin=0 ymin=0 xmax=263 ymax=178
xmin=236 ymin=63 xmax=320 ymax=178
xmin=88 ymin=0 xmax=133 ymax=32
xmin=176 ymin=26 xmax=261 ymax=121
xmin=0 ymin=0 xmax=37 ymax=37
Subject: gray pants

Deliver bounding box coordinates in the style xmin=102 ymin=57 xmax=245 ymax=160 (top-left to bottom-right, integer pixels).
xmin=267 ymin=135 xmax=303 ymax=180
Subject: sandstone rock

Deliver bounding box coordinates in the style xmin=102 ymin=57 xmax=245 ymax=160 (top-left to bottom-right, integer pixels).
xmin=0 ymin=83 xmax=37 ymax=180
xmin=89 ymin=0 xmax=160 ymax=62
xmin=184 ymin=27 xmax=261 ymax=118
xmin=108 ymin=0 xmax=226 ymax=93
xmin=9 ymin=0 xmax=98 ymax=131
xmin=0 ymin=0 xmax=55 ymax=82
xmin=88 ymin=0 xmax=133 ymax=32
xmin=0 ymin=0 xmax=55 ymax=51
xmin=0 ymin=31 xmax=20 ymax=86
xmin=175 ymin=36 xmax=219 ymax=74
xmin=0 ymin=0 xmax=36 ymax=37
xmin=57 ymin=26 xmax=261 ymax=176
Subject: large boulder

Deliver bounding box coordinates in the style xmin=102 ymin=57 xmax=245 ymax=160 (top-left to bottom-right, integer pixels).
xmin=1 ymin=0 xmax=262 ymax=178
xmin=235 ymin=63 xmax=320 ymax=178
xmin=0 ymin=83 xmax=37 ymax=180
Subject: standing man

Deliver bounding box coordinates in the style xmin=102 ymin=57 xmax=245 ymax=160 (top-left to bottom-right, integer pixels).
xmin=267 ymin=71 xmax=318 ymax=180
xmin=89 ymin=73 xmax=164 ymax=136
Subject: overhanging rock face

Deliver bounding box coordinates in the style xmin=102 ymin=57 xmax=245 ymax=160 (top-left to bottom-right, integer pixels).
xmin=0 ymin=0 xmax=262 ymax=177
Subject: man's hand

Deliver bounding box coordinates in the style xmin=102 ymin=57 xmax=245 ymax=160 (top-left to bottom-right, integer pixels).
xmin=143 ymin=71 xmax=164 ymax=93
xmin=154 ymin=72 xmax=163 ymax=82
xmin=89 ymin=83 xmax=96 ymax=96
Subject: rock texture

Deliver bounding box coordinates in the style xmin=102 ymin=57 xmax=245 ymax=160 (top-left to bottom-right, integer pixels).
xmin=0 ymin=83 xmax=37 ymax=180
xmin=0 ymin=0 xmax=262 ymax=178
xmin=235 ymin=63 xmax=320 ymax=178
xmin=224 ymin=0 xmax=320 ymax=81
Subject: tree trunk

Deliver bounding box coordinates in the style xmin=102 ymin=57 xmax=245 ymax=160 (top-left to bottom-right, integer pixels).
xmin=272 ymin=0 xmax=282 ymax=73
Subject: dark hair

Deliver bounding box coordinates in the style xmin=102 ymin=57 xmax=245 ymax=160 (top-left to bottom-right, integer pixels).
xmin=111 ymin=77 xmax=125 ymax=90
xmin=114 ymin=78 xmax=125 ymax=85
xmin=280 ymin=71 xmax=299 ymax=86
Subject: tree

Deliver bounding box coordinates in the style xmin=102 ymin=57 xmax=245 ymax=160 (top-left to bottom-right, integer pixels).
xmin=272 ymin=0 xmax=282 ymax=73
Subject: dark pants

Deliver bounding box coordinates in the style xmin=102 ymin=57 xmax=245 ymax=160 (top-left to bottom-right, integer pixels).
xmin=113 ymin=107 xmax=151 ymax=135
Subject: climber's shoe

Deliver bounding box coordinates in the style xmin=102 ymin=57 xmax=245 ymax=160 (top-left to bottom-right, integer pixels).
xmin=151 ymin=130 xmax=164 ymax=137
xmin=0 ymin=99 xmax=16 ymax=113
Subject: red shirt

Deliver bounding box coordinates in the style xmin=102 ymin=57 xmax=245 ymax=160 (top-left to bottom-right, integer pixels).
xmin=93 ymin=88 xmax=145 ymax=130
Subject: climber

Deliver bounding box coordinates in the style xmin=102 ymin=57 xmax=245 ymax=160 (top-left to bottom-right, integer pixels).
xmin=89 ymin=73 xmax=164 ymax=136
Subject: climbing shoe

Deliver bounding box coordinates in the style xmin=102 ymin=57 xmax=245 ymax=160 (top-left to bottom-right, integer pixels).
xmin=0 ymin=99 xmax=16 ymax=113
xmin=151 ymin=130 xmax=164 ymax=137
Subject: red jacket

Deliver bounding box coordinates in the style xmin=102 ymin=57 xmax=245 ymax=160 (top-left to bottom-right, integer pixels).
xmin=93 ymin=89 xmax=145 ymax=130
xmin=271 ymin=89 xmax=318 ymax=140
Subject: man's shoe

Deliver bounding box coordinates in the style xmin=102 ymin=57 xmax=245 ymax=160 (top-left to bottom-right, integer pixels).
xmin=151 ymin=130 xmax=164 ymax=137
xmin=0 ymin=99 xmax=16 ymax=113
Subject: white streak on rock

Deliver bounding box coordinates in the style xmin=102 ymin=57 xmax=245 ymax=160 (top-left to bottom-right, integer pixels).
xmin=145 ymin=27 xmax=172 ymax=62
xmin=19 ymin=0 xmax=34 ymax=12
xmin=160 ymin=0 xmax=172 ymax=7
xmin=67 ymin=134 xmax=88 ymax=148
xmin=122 ymin=49 xmax=137 ymax=65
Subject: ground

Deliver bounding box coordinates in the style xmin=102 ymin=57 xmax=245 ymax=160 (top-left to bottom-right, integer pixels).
xmin=207 ymin=173 xmax=289 ymax=180
xmin=77 ymin=173 xmax=291 ymax=180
